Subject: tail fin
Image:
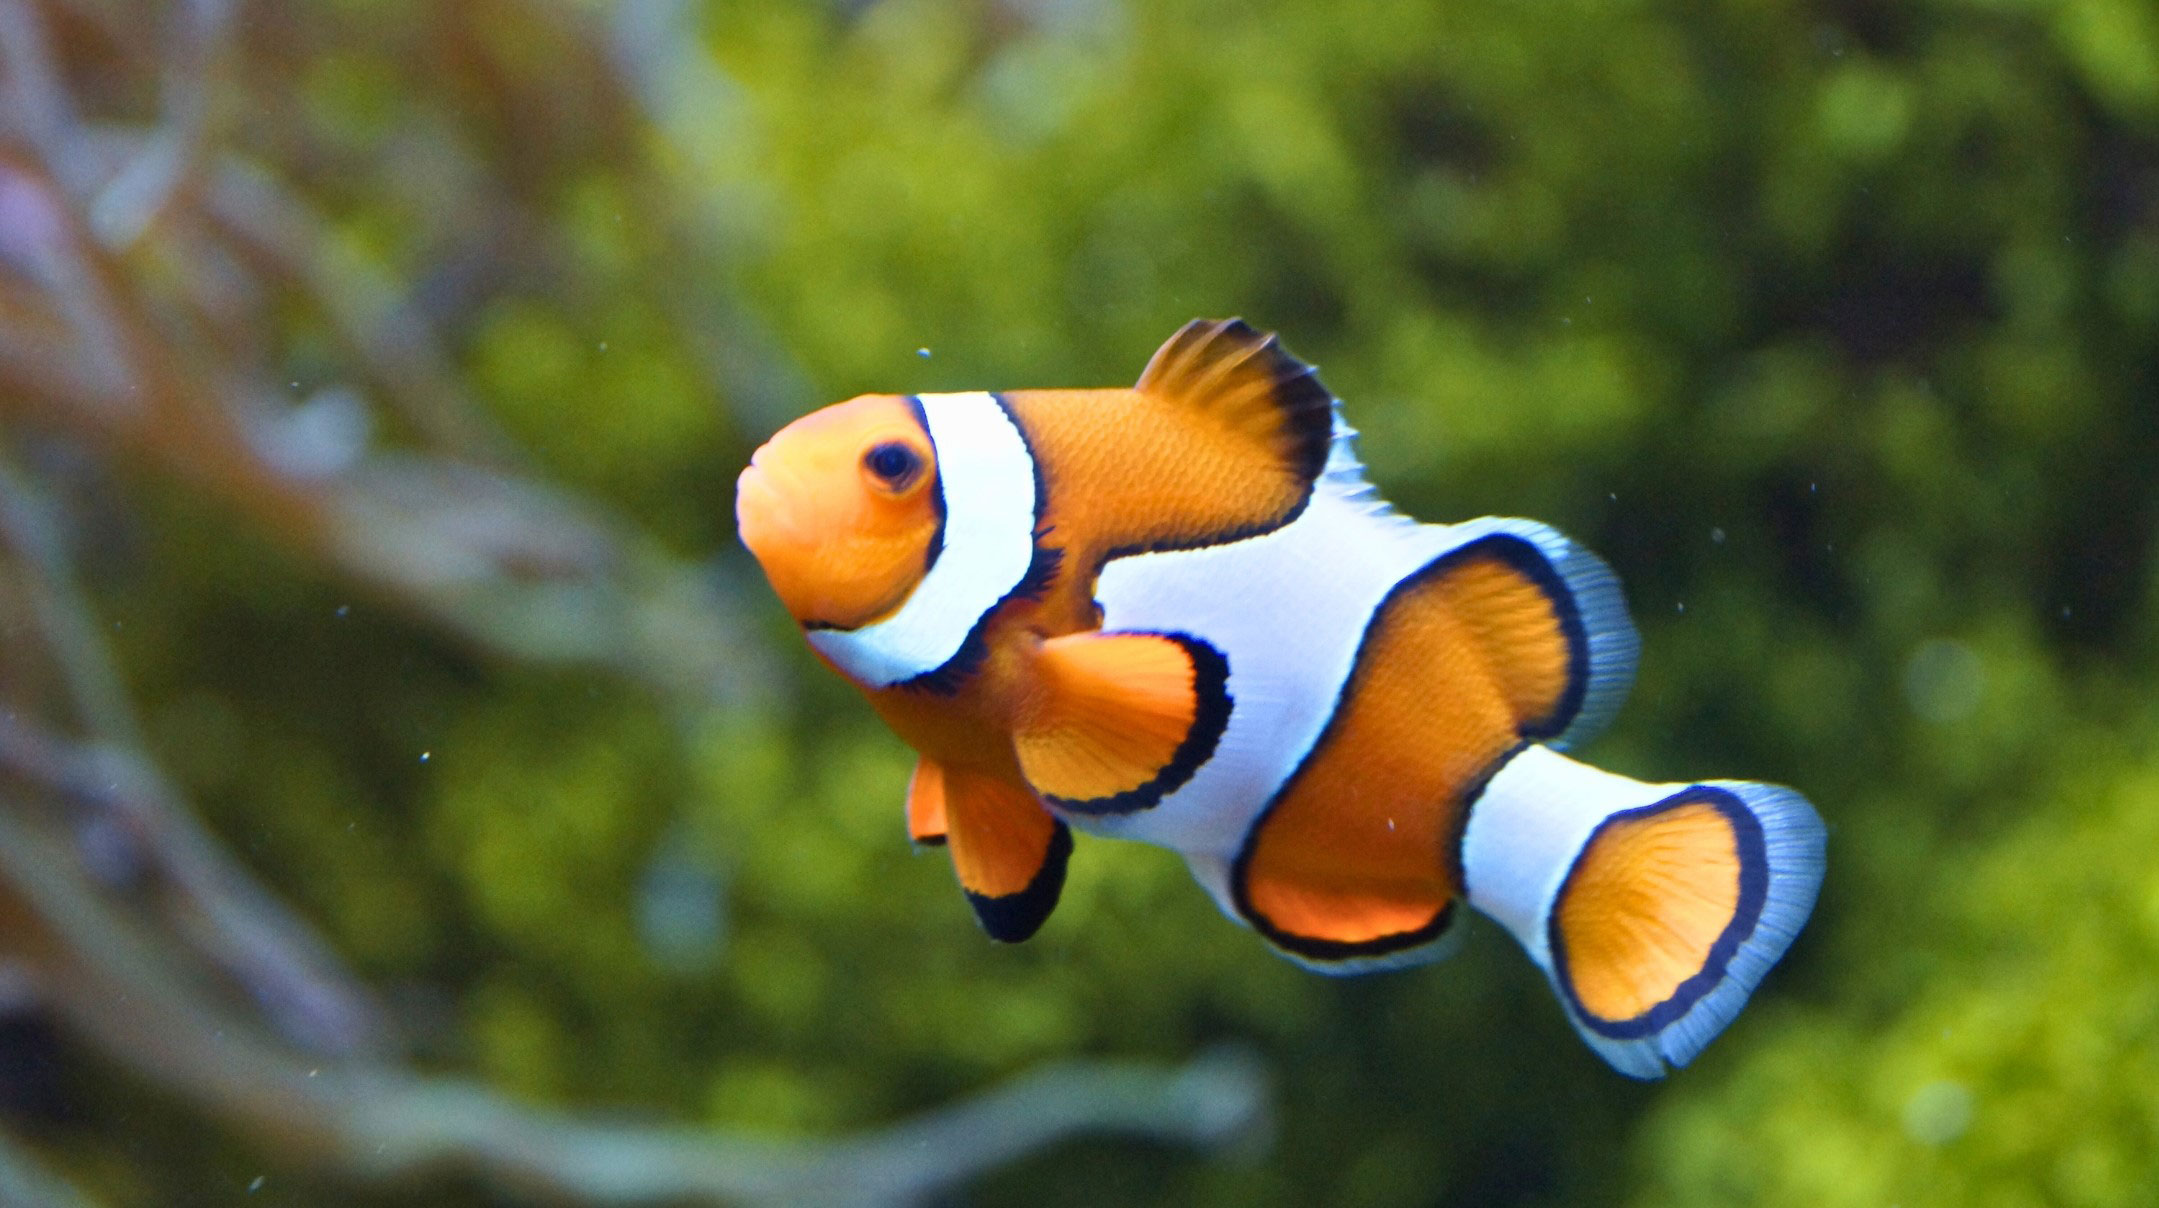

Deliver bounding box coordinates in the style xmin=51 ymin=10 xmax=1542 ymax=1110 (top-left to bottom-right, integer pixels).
xmin=1459 ymin=745 xmax=1824 ymax=1078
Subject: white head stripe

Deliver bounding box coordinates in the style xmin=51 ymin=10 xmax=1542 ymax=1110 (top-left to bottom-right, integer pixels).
xmin=807 ymin=392 xmax=1039 ymax=688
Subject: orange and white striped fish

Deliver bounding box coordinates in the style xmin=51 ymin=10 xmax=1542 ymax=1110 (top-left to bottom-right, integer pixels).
xmin=734 ymin=320 xmax=1825 ymax=1077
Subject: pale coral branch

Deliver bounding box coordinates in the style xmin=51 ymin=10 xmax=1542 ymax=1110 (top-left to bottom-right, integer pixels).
xmin=0 ymin=1126 xmax=100 ymax=1208
xmin=0 ymin=793 xmax=1268 ymax=1207
xmin=196 ymin=154 xmax=526 ymax=466
xmin=87 ymin=0 xmax=236 ymax=249
xmin=0 ymin=447 xmax=386 ymax=1058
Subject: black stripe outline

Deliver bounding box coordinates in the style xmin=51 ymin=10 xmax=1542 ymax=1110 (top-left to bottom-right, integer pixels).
xmin=895 ymin=393 xmax=1061 ymax=696
xmin=963 ymin=818 xmax=1073 ymax=943
xmin=1227 ymin=532 xmax=1595 ymax=963
xmin=906 ymin=395 xmax=946 ymax=577
xmin=1464 ymin=534 xmax=1592 ymax=741
xmin=1038 ymin=632 xmax=1233 ymax=817
xmin=1545 ymin=786 xmax=1771 ymax=1039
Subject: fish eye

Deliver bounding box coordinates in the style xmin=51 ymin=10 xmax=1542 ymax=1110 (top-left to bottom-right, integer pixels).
xmin=863 ymin=441 xmax=925 ymax=491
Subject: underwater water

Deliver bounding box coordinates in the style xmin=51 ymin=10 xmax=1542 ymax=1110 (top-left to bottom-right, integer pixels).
xmin=0 ymin=0 xmax=2154 ymax=1204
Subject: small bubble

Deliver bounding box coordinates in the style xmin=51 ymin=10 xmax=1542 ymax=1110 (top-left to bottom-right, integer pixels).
xmin=598 ymin=341 xmax=609 ymax=352
xmin=1710 ymin=527 xmax=1727 ymax=545
xmin=1810 ymin=482 xmax=1819 ymax=493
xmin=249 ymin=1176 xmax=266 ymax=1192
xmin=917 ymin=347 xmax=933 ymax=358
xmin=2059 ymin=605 xmax=2073 ymax=619
xmin=335 ymin=604 xmax=350 ymax=618
xmin=1608 ymin=492 xmax=1618 ymax=502
xmin=419 ymin=751 xmax=432 ymax=764
xmin=1676 ymin=601 xmax=1686 ymax=614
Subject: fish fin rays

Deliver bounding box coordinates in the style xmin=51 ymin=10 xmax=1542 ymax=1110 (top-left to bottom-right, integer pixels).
xmin=1547 ymin=780 xmax=1824 ymax=1077
xmin=1014 ymin=631 xmax=1231 ymax=815
xmin=1431 ymin=521 xmax=1639 ymax=749
xmin=936 ymin=764 xmax=1071 ymax=942
xmin=906 ymin=758 xmax=948 ymax=845
xmin=1135 ymin=318 xmax=1334 ymax=492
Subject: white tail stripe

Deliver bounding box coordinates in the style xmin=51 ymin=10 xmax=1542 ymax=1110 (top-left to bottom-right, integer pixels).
xmin=1459 ymin=745 xmax=1670 ymax=973
xmin=808 ymin=392 xmax=1038 ymax=687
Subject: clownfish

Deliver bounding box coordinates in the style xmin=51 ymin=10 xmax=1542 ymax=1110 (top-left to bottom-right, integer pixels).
xmin=734 ymin=320 xmax=1825 ymax=1077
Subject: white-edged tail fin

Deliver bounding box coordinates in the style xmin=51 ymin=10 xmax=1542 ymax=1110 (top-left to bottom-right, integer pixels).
xmin=1460 ymin=745 xmax=1825 ymax=1079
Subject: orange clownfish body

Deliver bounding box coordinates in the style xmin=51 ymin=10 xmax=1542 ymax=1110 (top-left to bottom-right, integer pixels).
xmin=736 ymin=320 xmax=1825 ymax=1077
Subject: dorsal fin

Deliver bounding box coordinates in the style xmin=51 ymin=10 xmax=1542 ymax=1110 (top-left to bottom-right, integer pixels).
xmin=1135 ymin=319 xmax=1335 ymax=489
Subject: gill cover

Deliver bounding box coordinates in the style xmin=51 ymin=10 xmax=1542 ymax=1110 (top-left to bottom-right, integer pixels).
xmin=804 ymin=392 xmax=1044 ymax=689
xmin=735 ymin=394 xmax=943 ymax=629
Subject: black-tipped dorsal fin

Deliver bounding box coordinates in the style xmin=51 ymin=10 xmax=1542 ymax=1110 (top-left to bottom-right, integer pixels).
xmin=1135 ymin=319 xmax=1334 ymax=489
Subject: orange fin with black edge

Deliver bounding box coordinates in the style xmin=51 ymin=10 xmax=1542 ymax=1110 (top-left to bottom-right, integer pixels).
xmin=1135 ymin=318 xmax=1335 ymax=489
xmin=1461 ymin=745 xmax=1825 ymax=1078
xmin=1422 ymin=521 xmax=1640 ymax=750
xmin=940 ymin=766 xmax=1070 ymax=942
xmin=907 ymin=759 xmax=947 ymax=846
xmin=1013 ymin=630 xmax=1231 ymax=816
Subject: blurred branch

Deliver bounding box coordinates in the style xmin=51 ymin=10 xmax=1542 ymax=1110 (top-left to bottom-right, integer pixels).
xmin=0 ymin=1127 xmax=99 ymax=1208
xmin=0 ymin=448 xmax=384 ymax=1059
xmin=197 ymin=154 xmax=524 ymax=465
xmin=87 ymin=0 xmax=234 ymax=249
xmin=0 ymin=1 xmax=1272 ymax=1202
xmin=0 ymin=0 xmax=81 ymax=184
xmin=0 ymin=786 xmax=1267 ymax=1206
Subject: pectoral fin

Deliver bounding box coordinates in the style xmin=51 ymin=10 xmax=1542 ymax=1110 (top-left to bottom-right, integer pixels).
xmin=1013 ymin=631 xmax=1231 ymax=815
xmin=936 ymin=764 xmax=1070 ymax=942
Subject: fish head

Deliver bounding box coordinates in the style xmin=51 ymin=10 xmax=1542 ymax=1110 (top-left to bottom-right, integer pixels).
xmin=736 ymin=394 xmax=943 ymax=629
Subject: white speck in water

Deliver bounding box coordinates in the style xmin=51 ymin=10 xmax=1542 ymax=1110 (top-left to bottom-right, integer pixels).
xmin=1904 ymin=639 xmax=1985 ymax=724
xmin=419 ymin=751 xmax=432 ymax=764
xmin=249 ymin=1176 xmax=265 ymax=1193
xmin=1676 ymin=601 xmax=1686 ymax=614
xmin=1608 ymin=492 xmax=1618 ymax=502
xmin=598 ymin=341 xmax=608 ymax=352
xmin=1902 ymin=1080 xmax=1974 ymax=1145
xmin=1710 ymin=527 xmax=1727 ymax=545
xmin=308 ymin=1068 xmax=319 ymax=1077
xmin=1810 ymin=482 xmax=1819 ymax=493
xmin=917 ymin=347 xmax=933 ymax=358
xmin=2060 ymin=605 xmax=2073 ymax=619
xmin=335 ymin=604 xmax=350 ymax=618
xmin=1386 ymin=818 xmax=1396 ymax=831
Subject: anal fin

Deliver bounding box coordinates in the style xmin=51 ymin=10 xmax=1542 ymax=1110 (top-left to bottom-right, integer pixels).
xmin=1013 ymin=631 xmax=1230 ymax=815
xmin=938 ymin=765 xmax=1071 ymax=942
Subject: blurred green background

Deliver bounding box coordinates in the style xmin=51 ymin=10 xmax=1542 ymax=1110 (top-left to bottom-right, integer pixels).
xmin=3 ymin=0 xmax=2158 ymax=1204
